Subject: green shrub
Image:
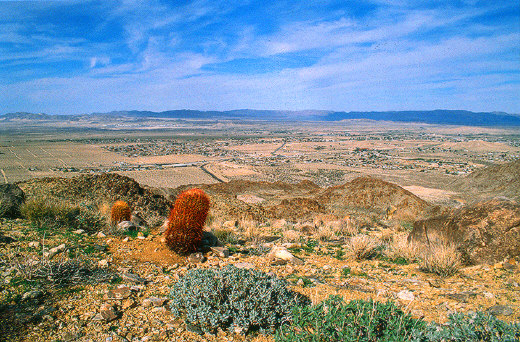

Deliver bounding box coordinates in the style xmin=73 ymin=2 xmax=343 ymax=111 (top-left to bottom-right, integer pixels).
xmin=275 ymin=295 xmax=426 ymax=342
xmin=169 ymin=265 xmax=310 ymax=335
xmin=421 ymin=311 xmax=520 ymax=342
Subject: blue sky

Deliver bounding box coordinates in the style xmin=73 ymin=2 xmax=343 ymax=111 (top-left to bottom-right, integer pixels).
xmin=1 ymin=0 xmax=519 ymax=114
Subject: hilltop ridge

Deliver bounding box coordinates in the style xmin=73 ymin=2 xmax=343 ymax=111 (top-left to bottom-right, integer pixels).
xmin=2 ymin=109 xmax=520 ymax=127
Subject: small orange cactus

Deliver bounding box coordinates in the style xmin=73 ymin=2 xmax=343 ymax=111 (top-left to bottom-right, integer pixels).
xmin=111 ymin=200 xmax=131 ymax=224
xmin=164 ymin=188 xmax=210 ymax=254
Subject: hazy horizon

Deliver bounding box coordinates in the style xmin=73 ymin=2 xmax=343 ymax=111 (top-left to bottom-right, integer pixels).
xmin=1 ymin=1 xmax=519 ymax=115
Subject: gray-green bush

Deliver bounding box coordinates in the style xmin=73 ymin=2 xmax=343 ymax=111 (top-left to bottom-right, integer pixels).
xmin=275 ymin=295 xmax=426 ymax=342
xmin=169 ymin=265 xmax=310 ymax=335
xmin=421 ymin=311 xmax=520 ymax=342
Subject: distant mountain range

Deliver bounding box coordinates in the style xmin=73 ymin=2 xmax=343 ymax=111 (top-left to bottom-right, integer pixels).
xmin=1 ymin=109 xmax=520 ymax=127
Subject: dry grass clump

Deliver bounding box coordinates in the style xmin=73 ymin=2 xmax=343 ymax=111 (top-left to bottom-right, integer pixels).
xmin=239 ymin=216 xmax=261 ymax=242
xmin=211 ymin=227 xmax=240 ymax=244
xmin=20 ymin=197 xmax=106 ymax=233
xmin=384 ymin=233 xmax=419 ymax=263
xmin=315 ymin=216 xmax=358 ymax=241
xmin=420 ymin=242 xmax=461 ymax=277
xmin=345 ymin=234 xmax=381 ymax=260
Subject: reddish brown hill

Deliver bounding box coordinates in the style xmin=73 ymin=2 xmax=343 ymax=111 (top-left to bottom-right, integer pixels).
xmin=452 ymin=159 xmax=520 ymax=201
xmin=266 ymin=197 xmax=326 ymax=221
xmin=197 ymin=179 xmax=320 ymax=197
xmin=316 ymin=176 xmax=432 ymax=221
xmin=410 ymin=198 xmax=520 ymax=265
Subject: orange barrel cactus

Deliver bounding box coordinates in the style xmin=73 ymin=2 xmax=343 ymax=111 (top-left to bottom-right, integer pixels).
xmin=110 ymin=200 xmax=131 ymax=224
xmin=164 ymin=188 xmax=210 ymax=254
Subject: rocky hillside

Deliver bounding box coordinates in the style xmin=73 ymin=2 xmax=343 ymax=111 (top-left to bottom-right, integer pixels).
xmin=452 ymin=159 xmax=520 ymax=201
xmin=18 ymin=173 xmax=172 ymax=226
xmin=1 ymin=173 xmax=518 ymax=341
xmin=410 ymin=198 xmax=520 ymax=265
xmin=316 ymin=177 xmax=435 ymax=221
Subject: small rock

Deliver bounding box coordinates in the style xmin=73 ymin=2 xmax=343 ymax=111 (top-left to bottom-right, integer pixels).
xmin=234 ymin=262 xmax=254 ymax=269
xmin=136 ymin=232 xmax=145 ymax=240
xmin=188 ymin=252 xmax=206 ymax=263
xmin=62 ymin=331 xmax=80 ymax=342
xmin=28 ymin=241 xmax=40 ymax=248
xmin=487 ymin=305 xmax=513 ymax=316
xmin=482 ymin=291 xmax=495 ymax=299
xmin=446 ymin=292 xmax=476 ymax=303
xmin=122 ymin=237 xmax=129 ymax=242
xmin=98 ymin=259 xmax=109 ymax=268
xmin=210 ymin=246 xmax=229 ymax=258
xmin=268 ymin=246 xmax=295 ymax=262
xmin=22 ymin=290 xmax=44 ymax=301
xmin=97 ymin=232 xmax=106 ymax=238
xmin=130 ymin=212 xmax=148 ymax=228
xmin=152 ymin=307 xmax=167 ymax=313
xmin=121 ymin=299 xmax=136 ymax=310
xmin=142 ymin=297 xmax=168 ymax=307
xmin=99 ymin=304 xmax=119 ymax=322
xmin=323 ymin=265 xmax=332 ymax=271
xmin=296 ymin=278 xmax=305 ymax=286
xmin=116 ymin=221 xmax=136 ymax=234
xmin=396 ymin=290 xmax=415 ymax=301
xmin=73 ymin=229 xmax=85 ymax=235
xmin=107 ymin=286 xmax=132 ymax=300
xmin=289 ymin=257 xmax=304 ymax=265
xmin=222 ymin=220 xmax=238 ymax=229
xmin=121 ymin=272 xmax=148 ymax=284
xmin=234 ymin=326 xmax=245 ymax=335
xmin=48 ymin=243 xmax=66 ymax=259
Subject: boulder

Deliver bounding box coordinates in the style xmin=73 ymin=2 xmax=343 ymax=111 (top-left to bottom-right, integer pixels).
xmin=409 ymin=198 xmax=520 ymax=265
xmin=116 ymin=221 xmax=137 ymax=234
xmin=0 ymin=184 xmax=25 ymax=218
xmin=130 ymin=212 xmax=148 ymax=228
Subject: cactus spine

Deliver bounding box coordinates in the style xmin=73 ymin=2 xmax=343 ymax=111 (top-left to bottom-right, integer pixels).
xmin=110 ymin=200 xmax=131 ymax=224
xmin=164 ymin=188 xmax=210 ymax=254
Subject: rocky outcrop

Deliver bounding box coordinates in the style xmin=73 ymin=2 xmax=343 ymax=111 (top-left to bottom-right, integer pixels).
xmin=409 ymin=198 xmax=520 ymax=265
xmin=18 ymin=173 xmax=171 ymax=225
xmin=452 ymin=159 xmax=520 ymax=201
xmin=0 ymin=183 xmax=25 ymax=218
xmin=317 ymin=177 xmax=433 ymax=221
xmin=267 ymin=197 xmax=326 ymax=221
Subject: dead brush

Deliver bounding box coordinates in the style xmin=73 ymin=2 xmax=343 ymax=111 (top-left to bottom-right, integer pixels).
xmin=384 ymin=233 xmax=419 ymax=263
xmin=420 ymin=241 xmax=461 ymax=277
xmin=238 ymin=215 xmax=261 ymax=243
xmin=345 ymin=234 xmax=381 ymax=260
xmin=2 ymin=244 xmax=116 ymax=288
xmin=6 ymin=254 xmax=116 ymax=287
xmin=315 ymin=216 xmax=358 ymax=241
